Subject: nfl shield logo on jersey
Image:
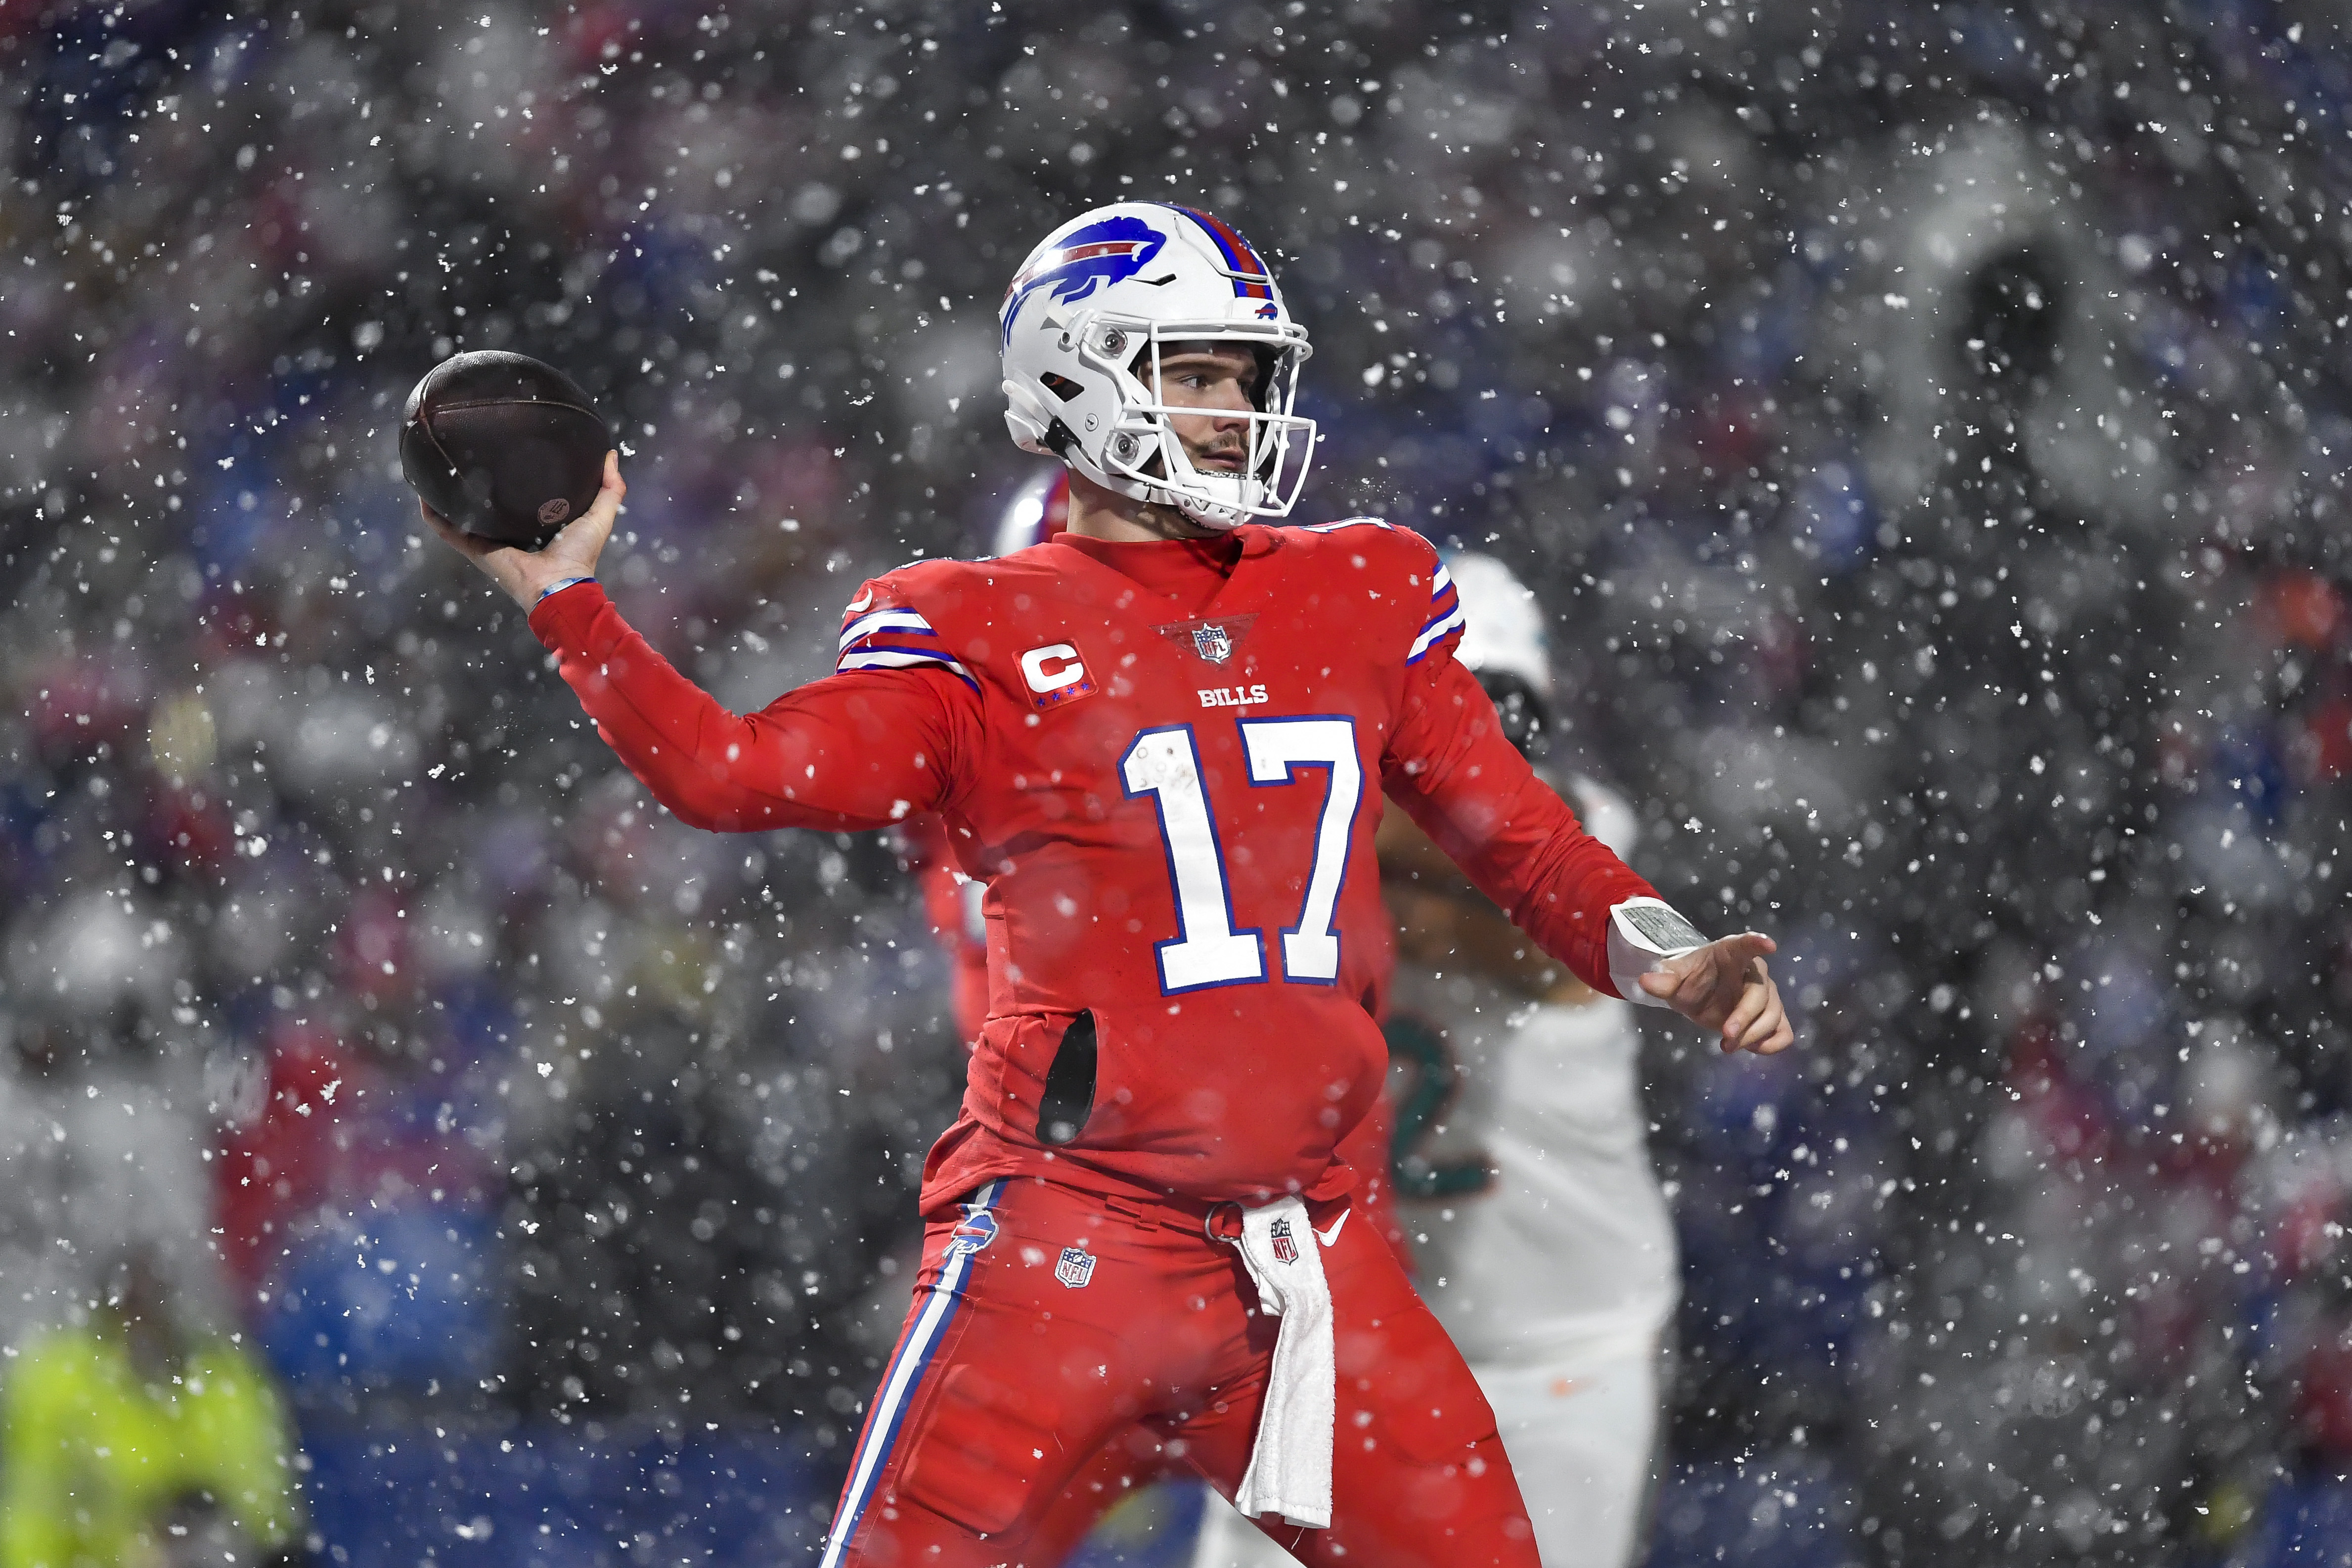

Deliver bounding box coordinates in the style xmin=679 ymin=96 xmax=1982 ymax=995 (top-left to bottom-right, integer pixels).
xmin=1156 ymin=613 xmax=1258 ymax=666
xmin=1055 ymin=1245 xmax=1097 ymax=1289
xmin=1269 ymin=1218 xmax=1298 ymax=1265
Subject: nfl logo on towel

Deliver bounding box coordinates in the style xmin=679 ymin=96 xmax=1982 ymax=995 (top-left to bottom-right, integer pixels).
xmin=1056 ymin=1245 xmax=1097 ymax=1289
xmin=1269 ymin=1218 xmax=1298 ymax=1264
xmin=1192 ymin=623 xmax=1233 ymax=665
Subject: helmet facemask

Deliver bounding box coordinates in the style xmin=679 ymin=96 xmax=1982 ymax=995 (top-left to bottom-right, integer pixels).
xmin=1069 ymin=314 xmax=1315 ymax=529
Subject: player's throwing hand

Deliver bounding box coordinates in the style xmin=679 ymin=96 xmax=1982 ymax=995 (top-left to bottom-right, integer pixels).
xmin=1638 ymin=933 xmax=1793 ymax=1056
xmin=423 ymin=449 xmax=625 ymax=611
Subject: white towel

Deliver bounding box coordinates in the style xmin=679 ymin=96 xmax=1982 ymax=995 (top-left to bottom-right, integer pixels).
xmin=1227 ymin=1195 xmax=1338 ymax=1529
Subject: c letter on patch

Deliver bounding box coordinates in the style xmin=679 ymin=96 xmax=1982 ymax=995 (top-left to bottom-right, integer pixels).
xmin=1020 ymin=643 xmax=1097 ymax=711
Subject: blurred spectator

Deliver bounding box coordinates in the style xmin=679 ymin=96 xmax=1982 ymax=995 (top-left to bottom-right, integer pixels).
xmin=0 ymin=999 xmax=223 ymax=1360
xmin=0 ymin=1248 xmax=307 ymax=1568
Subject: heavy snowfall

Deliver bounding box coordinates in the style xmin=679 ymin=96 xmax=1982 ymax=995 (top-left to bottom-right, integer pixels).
xmin=3 ymin=1 xmax=2349 ymax=1564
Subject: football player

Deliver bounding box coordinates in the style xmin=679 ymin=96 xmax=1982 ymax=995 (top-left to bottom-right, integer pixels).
xmin=1191 ymin=553 xmax=1681 ymax=1568
xmin=425 ymin=202 xmax=1791 ymax=1567
xmin=894 ymin=470 xmax=1412 ymax=1563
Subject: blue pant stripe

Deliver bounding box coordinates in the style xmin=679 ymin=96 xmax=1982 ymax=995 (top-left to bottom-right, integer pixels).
xmin=818 ymin=1178 xmax=1006 ymax=1567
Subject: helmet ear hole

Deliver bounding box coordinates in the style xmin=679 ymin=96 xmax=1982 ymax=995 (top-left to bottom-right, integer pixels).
xmin=1002 ymin=378 xmax=1056 ymax=456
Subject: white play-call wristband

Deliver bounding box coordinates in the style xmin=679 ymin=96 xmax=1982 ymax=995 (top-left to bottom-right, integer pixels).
xmin=1607 ymin=897 xmax=1708 ymax=1008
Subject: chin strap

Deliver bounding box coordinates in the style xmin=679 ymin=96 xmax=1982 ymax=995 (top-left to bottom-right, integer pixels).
xmin=1066 ymin=447 xmax=1247 ymax=532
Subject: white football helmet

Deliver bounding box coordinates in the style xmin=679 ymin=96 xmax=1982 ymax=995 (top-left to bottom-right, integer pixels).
xmin=990 ymin=466 xmax=1070 ymax=557
xmin=1445 ymin=550 xmax=1555 ymax=757
xmin=1444 ymin=551 xmax=1553 ymax=698
xmin=999 ymin=203 xmax=1315 ymax=530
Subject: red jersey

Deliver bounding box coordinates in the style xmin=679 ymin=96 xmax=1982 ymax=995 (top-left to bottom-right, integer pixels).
xmin=902 ymin=811 xmax=1397 ymax=1052
xmin=898 ymin=813 xmax=993 ymax=1046
xmin=903 ymin=768 xmax=1413 ymax=1268
xmin=529 ymin=519 xmax=1658 ymax=1214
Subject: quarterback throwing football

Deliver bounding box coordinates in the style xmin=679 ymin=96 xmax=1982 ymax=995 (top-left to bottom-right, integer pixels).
xmin=427 ymin=203 xmax=1791 ymax=1566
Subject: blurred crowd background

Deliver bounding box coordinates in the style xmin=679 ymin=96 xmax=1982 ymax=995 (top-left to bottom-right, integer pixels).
xmin=5 ymin=0 xmax=2352 ymax=1564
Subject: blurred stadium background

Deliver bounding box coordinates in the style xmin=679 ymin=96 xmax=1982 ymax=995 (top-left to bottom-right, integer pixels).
xmin=4 ymin=0 xmax=2352 ymax=1563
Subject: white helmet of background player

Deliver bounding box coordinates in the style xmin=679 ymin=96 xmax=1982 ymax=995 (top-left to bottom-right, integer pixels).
xmin=991 ymin=467 xmax=1071 ymax=557
xmin=1000 ymin=203 xmax=1316 ymax=530
xmin=1444 ymin=550 xmax=1554 ymax=755
xmin=1448 ymin=550 xmax=1636 ymax=855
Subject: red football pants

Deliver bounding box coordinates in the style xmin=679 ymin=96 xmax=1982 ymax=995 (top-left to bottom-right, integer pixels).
xmin=1018 ymin=1108 xmax=1418 ymax=1565
xmin=818 ymin=1174 xmax=1536 ymax=1568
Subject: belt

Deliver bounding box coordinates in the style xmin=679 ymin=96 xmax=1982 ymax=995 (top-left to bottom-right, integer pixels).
xmin=1093 ymin=1189 xmax=1243 ymax=1242
xmin=1099 ymin=1191 xmax=1342 ymax=1246
xmin=957 ymin=1179 xmax=1341 ymax=1244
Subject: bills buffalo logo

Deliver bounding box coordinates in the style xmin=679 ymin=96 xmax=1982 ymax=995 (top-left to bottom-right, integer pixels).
xmin=1269 ymin=1217 xmax=1299 ymax=1265
xmin=946 ymin=1209 xmax=999 ymax=1258
xmin=1001 ymin=216 xmax=1168 ymax=343
xmin=1055 ymin=1245 xmax=1097 ymax=1289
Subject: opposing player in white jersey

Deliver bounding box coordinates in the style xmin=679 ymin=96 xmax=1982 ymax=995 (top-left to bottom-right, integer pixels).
xmin=1193 ymin=552 xmax=1678 ymax=1568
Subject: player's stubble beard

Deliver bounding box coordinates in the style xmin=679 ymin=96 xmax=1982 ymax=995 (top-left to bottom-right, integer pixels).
xmin=1145 ymin=425 xmax=1248 ymax=537
xmin=1067 ymin=425 xmax=1250 ymax=543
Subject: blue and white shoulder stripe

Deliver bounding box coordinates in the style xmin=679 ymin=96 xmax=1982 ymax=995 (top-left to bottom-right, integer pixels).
xmin=836 ymin=605 xmax=980 ymax=691
xmin=1407 ymin=561 xmax=1466 ymax=664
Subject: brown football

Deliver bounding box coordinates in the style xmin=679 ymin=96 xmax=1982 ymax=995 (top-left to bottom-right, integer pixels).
xmin=399 ymin=351 xmax=608 ymax=550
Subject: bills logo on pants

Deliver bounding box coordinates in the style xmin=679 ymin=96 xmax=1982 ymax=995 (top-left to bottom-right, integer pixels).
xmin=945 ymin=1207 xmax=998 ymax=1258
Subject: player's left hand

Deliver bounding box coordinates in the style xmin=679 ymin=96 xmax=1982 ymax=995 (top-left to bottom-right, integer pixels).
xmin=1639 ymin=933 xmax=1793 ymax=1055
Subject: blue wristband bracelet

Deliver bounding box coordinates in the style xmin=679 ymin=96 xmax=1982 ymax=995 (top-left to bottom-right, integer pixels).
xmin=537 ymin=576 xmax=596 ymax=603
